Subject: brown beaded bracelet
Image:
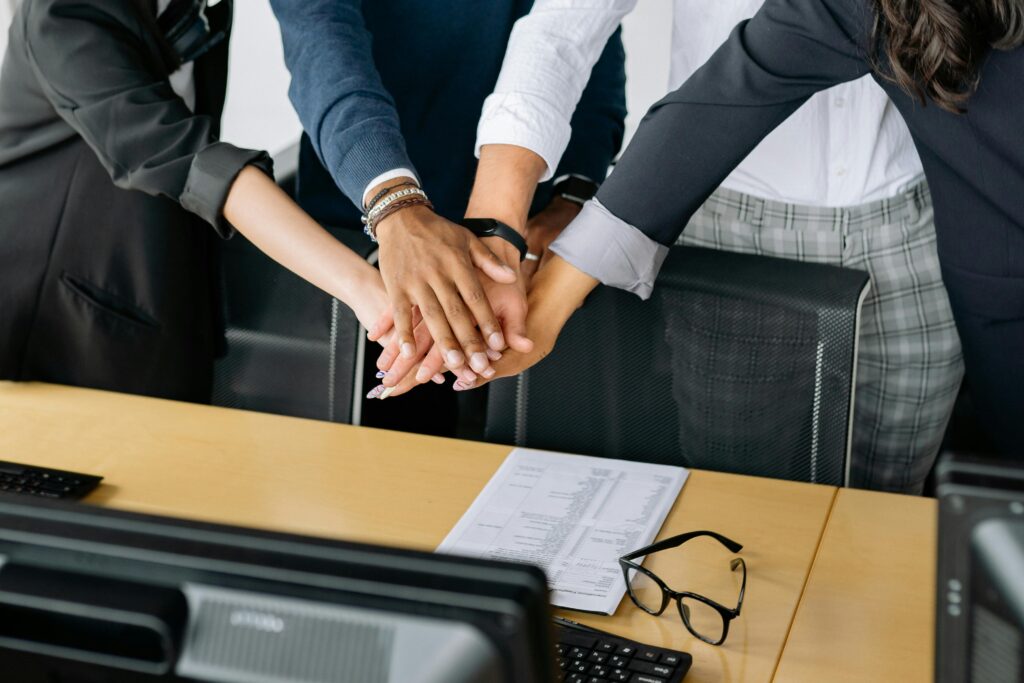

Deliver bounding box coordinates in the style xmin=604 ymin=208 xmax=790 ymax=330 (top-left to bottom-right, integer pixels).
xmin=364 ymin=195 xmax=434 ymax=240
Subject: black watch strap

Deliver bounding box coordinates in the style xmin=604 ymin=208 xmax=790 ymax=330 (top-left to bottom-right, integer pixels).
xmin=460 ymin=218 xmax=528 ymax=262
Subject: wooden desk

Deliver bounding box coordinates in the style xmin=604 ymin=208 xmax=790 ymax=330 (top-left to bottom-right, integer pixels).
xmin=773 ymin=488 xmax=937 ymax=682
xmin=0 ymin=382 xmax=836 ymax=683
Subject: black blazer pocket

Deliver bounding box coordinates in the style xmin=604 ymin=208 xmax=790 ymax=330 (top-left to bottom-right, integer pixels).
xmin=60 ymin=273 xmax=161 ymax=332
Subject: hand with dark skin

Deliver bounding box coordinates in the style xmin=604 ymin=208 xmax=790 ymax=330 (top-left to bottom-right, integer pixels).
xmin=371 ymin=176 xmax=516 ymax=377
xmin=376 ymin=254 xmax=598 ymax=398
xmin=369 ymin=150 xmax=547 ymax=396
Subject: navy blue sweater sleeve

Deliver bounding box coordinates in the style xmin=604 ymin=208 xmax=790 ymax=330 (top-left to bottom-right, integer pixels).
xmin=596 ymin=0 xmax=872 ymax=245
xmin=270 ymin=0 xmax=415 ymax=209
xmin=555 ymin=27 xmax=627 ymax=184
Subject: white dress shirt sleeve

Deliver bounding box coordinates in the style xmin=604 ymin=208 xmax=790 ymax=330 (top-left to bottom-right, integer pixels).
xmin=362 ymin=167 xmax=419 ymax=208
xmin=475 ymin=0 xmax=637 ymax=181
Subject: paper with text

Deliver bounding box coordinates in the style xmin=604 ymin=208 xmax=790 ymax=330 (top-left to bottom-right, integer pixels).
xmin=437 ymin=448 xmax=689 ymax=614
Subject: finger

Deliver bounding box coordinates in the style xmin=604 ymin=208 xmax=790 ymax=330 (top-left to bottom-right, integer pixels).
xmin=415 ymin=287 xmax=467 ymax=370
xmin=486 ymin=348 xmax=502 ymax=362
xmin=382 ymin=320 xmax=434 ymax=387
xmin=469 ymin=237 xmax=517 ymax=284
xmin=434 ymin=281 xmax=495 ymax=378
xmin=413 ymin=345 xmax=446 ymax=384
xmin=366 ymin=308 xmax=394 ymax=342
xmin=453 ymin=269 xmax=506 ymax=351
xmin=376 ymin=337 xmax=401 ymax=372
xmin=497 ymin=291 xmax=535 ymax=354
xmin=391 ymin=294 xmax=418 ymax=360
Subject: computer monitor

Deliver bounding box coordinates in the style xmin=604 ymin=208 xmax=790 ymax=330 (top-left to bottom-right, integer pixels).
xmin=0 ymin=496 xmax=555 ymax=682
xmin=936 ymin=454 xmax=1024 ymax=683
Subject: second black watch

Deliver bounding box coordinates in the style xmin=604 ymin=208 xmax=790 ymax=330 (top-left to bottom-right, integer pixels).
xmin=460 ymin=218 xmax=528 ymax=262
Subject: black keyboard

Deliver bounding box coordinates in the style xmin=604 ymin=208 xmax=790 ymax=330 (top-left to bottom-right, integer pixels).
xmin=554 ymin=617 xmax=692 ymax=683
xmin=0 ymin=460 xmax=102 ymax=500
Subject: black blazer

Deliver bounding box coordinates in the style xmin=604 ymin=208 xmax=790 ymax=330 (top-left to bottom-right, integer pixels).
xmin=0 ymin=0 xmax=270 ymax=402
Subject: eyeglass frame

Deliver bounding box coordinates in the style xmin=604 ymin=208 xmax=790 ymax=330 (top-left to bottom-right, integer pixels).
xmin=618 ymin=530 xmax=747 ymax=646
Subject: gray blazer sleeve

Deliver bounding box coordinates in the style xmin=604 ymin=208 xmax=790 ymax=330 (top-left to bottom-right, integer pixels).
xmin=23 ymin=0 xmax=271 ymax=237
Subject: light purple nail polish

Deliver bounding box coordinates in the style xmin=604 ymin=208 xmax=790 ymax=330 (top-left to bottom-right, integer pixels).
xmin=375 ymin=371 xmax=386 ymax=379
xmin=366 ymin=385 xmax=385 ymax=399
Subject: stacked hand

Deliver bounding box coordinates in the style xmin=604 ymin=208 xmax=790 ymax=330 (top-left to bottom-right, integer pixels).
xmin=365 ymin=197 xmax=589 ymax=399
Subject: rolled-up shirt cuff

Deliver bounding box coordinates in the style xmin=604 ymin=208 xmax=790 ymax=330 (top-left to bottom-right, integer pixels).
xmin=182 ymin=142 xmax=274 ymax=239
xmin=549 ymin=198 xmax=668 ymax=300
xmin=475 ymin=92 xmax=572 ymax=183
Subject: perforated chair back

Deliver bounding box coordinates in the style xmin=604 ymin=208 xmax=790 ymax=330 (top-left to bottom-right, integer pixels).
xmin=486 ymin=246 xmax=870 ymax=486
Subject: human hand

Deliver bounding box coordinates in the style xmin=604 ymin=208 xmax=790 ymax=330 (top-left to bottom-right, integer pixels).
xmin=370 ymin=237 xmax=533 ymax=394
xmin=375 ymin=203 xmax=516 ymax=376
xmin=522 ymin=197 xmax=581 ymax=282
xmin=455 ymin=254 xmax=598 ymax=391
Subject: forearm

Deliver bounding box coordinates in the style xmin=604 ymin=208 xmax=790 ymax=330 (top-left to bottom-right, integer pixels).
xmin=465 ymin=144 xmax=548 ymax=234
xmin=223 ymin=166 xmax=381 ymax=325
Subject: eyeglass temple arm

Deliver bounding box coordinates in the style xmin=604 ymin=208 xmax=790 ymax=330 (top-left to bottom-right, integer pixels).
xmin=731 ymin=557 xmax=747 ymax=613
xmin=621 ymin=530 xmax=743 ymax=561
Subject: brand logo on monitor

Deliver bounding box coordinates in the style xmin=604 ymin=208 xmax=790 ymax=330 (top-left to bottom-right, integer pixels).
xmin=229 ymin=610 xmax=285 ymax=633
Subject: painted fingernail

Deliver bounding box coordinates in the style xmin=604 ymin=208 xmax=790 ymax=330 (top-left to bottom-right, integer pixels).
xmin=486 ymin=348 xmax=502 ymax=362
xmin=401 ymin=342 xmax=416 ymax=359
xmin=445 ymin=349 xmax=464 ymax=367
xmin=470 ymin=352 xmax=489 ymax=372
xmin=488 ymin=332 xmax=505 ymax=350
xmin=366 ymin=385 xmax=385 ymax=400
xmin=461 ymin=370 xmax=478 ymax=382
xmin=415 ymin=366 xmax=433 ymax=383
xmin=379 ymin=387 xmax=395 ymax=400
xmin=375 ymin=371 xmax=386 ymax=379
xmin=482 ymin=367 xmax=496 ymax=378
xmin=432 ymin=374 xmax=446 ymax=384
xmin=453 ymin=381 xmax=467 ymax=391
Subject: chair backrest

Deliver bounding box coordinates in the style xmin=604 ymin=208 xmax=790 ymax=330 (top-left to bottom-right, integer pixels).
xmin=486 ymin=246 xmax=870 ymax=486
xmin=211 ymin=143 xmax=376 ymax=425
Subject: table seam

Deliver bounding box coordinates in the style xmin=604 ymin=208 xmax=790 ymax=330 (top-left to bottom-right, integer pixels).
xmin=769 ymin=486 xmax=840 ymax=683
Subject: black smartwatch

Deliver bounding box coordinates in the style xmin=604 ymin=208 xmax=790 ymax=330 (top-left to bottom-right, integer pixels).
xmin=460 ymin=218 xmax=528 ymax=262
xmin=553 ymin=174 xmax=599 ymax=206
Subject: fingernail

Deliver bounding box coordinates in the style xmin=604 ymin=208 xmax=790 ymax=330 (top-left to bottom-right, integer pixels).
xmin=488 ymin=332 xmax=505 ymax=350
xmin=432 ymin=374 xmax=445 ymax=384
xmin=453 ymin=381 xmax=467 ymax=391
xmin=379 ymin=387 xmax=395 ymax=400
xmin=461 ymin=370 xmax=478 ymax=382
xmin=486 ymin=348 xmax=502 ymax=361
xmin=375 ymin=371 xmax=386 ymax=379
xmin=401 ymin=342 xmax=416 ymax=359
xmin=366 ymin=385 xmax=385 ymax=400
xmin=445 ymin=349 xmax=464 ymax=367
xmin=482 ymin=367 xmax=496 ymax=378
xmin=470 ymin=352 xmax=489 ymax=372
xmin=415 ymin=366 xmax=432 ymax=383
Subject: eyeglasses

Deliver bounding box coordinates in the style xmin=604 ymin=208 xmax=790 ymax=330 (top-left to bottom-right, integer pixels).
xmin=618 ymin=530 xmax=746 ymax=646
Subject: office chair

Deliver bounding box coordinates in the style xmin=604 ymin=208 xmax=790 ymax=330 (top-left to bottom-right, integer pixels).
xmin=486 ymin=247 xmax=871 ymax=486
xmin=211 ymin=142 xmax=376 ymax=424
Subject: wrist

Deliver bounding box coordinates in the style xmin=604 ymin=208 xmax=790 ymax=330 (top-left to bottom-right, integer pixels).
xmin=374 ymin=203 xmax=431 ymax=242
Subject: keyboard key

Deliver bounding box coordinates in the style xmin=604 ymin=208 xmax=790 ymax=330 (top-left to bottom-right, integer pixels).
xmin=559 ymin=632 xmax=599 ymax=650
xmin=587 ymin=677 xmax=608 ymax=683
xmin=566 ymin=674 xmax=587 ymax=683
xmin=615 ymin=645 xmax=637 ymax=657
xmin=586 ymin=651 xmax=608 ymax=664
xmin=659 ymin=654 xmax=681 ymax=666
xmin=609 ymin=655 xmax=630 ymax=668
xmin=628 ymin=661 xmax=674 ymax=677
xmin=609 ymin=670 xmax=630 ymax=682
xmin=628 ymin=675 xmax=666 ymax=683
xmin=639 ymin=650 xmax=660 ymax=662
xmin=597 ymin=641 xmax=617 ymax=653
xmin=589 ymin=664 xmax=609 ymax=677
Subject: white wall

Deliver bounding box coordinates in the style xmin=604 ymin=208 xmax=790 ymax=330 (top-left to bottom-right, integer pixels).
xmin=221 ymin=1 xmax=675 ymax=157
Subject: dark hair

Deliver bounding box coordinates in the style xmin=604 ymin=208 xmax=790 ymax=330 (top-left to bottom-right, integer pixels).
xmin=872 ymin=0 xmax=1024 ymax=112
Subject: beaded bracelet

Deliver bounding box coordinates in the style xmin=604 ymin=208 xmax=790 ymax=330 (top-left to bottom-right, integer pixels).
xmin=363 ymin=181 xmax=418 ymax=213
xmin=363 ymin=194 xmax=434 ymax=241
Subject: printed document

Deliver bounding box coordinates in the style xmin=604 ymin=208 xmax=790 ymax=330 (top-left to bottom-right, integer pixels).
xmin=437 ymin=448 xmax=689 ymax=614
